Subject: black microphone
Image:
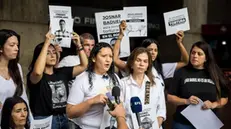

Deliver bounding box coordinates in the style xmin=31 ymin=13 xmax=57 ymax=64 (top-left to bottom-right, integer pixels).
xmin=130 ymin=96 xmax=142 ymax=128
xmin=112 ymin=86 xmax=120 ymax=104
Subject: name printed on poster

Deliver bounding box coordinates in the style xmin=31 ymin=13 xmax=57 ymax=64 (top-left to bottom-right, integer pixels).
xmin=168 ymin=14 xmax=186 ymax=27
xmin=140 ymin=108 xmax=151 ymax=117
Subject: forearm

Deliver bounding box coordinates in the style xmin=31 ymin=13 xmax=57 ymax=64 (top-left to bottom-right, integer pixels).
xmin=213 ymin=98 xmax=228 ymax=108
xmin=33 ymin=42 xmax=49 ymax=75
xmin=66 ymin=98 xmax=94 ymax=118
xmin=113 ymin=34 xmax=126 ymax=70
xmin=178 ymin=42 xmax=189 ymax=65
xmin=78 ymin=49 xmax=88 ymax=69
xmin=157 ymin=117 xmax=164 ymax=128
xmin=117 ymin=117 xmax=128 ymax=129
xmin=167 ymin=94 xmax=188 ymax=106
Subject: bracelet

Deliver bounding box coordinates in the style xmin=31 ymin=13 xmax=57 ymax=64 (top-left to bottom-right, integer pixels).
xmin=116 ymin=116 xmax=126 ymax=121
xmin=78 ymin=47 xmax=84 ymax=51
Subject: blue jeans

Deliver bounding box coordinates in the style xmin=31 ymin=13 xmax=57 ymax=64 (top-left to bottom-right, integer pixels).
xmin=34 ymin=114 xmax=69 ymax=129
xmin=172 ymin=121 xmax=195 ymax=129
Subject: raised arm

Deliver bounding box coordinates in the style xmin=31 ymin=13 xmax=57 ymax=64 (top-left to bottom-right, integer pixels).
xmin=30 ymin=32 xmax=54 ymax=84
xmin=175 ymin=31 xmax=189 ymax=70
xmin=113 ymin=21 xmax=127 ymax=70
xmin=72 ymin=32 xmax=88 ymax=77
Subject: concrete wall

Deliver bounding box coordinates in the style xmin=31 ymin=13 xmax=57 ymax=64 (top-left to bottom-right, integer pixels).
xmin=0 ymin=0 xmax=49 ymax=80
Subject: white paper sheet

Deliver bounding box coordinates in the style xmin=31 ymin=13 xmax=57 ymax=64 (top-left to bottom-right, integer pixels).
xmin=163 ymin=8 xmax=190 ymax=36
xmin=49 ymin=5 xmax=73 ymax=48
xmin=123 ymin=6 xmax=147 ymax=37
xmin=30 ymin=116 xmax=53 ymax=129
xmin=95 ymin=10 xmax=130 ymax=57
xmin=181 ymin=99 xmax=223 ymax=129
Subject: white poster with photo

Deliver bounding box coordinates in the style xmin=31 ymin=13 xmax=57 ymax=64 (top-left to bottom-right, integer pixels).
xmin=123 ymin=6 xmax=147 ymax=37
xmin=49 ymin=5 xmax=73 ymax=48
xmin=30 ymin=116 xmax=53 ymax=129
xmin=49 ymin=5 xmax=72 ymax=19
xmin=50 ymin=18 xmax=73 ymax=48
xmin=95 ymin=10 xmax=130 ymax=57
xmin=163 ymin=8 xmax=190 ymax=36
xmin=131 ymin=105 xmax=159 ymax=129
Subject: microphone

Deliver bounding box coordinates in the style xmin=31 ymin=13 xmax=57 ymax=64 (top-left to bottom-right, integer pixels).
xmin=130 ymin=96 xmax=142 ymax=128
xmin=112 ymin=86 xmax=120 ymax=104
xmin=106 ymin=92 xmax=115 ymax=110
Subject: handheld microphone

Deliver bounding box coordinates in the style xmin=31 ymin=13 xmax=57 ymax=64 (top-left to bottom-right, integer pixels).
xmin=112 ymin=86 xmax=120 ymax=104
xmin=130 ymin=96 xmax=142 ymax=128
xmin=106 ymin=92 xmax=115 ymax=110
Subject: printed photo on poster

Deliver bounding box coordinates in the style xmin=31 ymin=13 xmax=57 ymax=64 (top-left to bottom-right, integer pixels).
xmin=131 ymin=107 xmax=158 ymax=129
xmin=30 ymin=116 xmax=53 ymax=129
xmin=163 ymin=8 xmax=190 ymax=36
xmin=50 ymin=18 xmax=73 ymax=48
xmin=49 ymin=5 xmax=72 ymax=19
xmin=123 ymin=6 xmax=147 ymax=37
xmin=95 ymin=10 xmax=130 ymax=57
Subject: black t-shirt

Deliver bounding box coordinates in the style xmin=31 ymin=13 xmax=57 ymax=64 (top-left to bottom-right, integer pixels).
xmin=28 ymin=67 xmax=73 ymax=116
xmin=168 ymin=67 xmax=228 ymax=125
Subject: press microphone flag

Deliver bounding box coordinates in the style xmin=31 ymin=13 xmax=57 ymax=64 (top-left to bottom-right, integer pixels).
xmin=130 ymin=96 xmax=142 ymax=127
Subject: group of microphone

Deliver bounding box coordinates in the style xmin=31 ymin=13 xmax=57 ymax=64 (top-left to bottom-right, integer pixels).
xmin=108 ymin=86 xmax=143 ymax=128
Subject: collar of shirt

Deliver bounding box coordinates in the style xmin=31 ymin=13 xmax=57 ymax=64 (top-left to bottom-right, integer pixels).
xmin=127 ymin=74 xmax=150 ymax=88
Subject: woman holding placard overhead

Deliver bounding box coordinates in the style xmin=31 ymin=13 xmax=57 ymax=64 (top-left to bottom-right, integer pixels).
xmin=114 ymin=21 xmax=188 ymax=86
xmin=120 ymin=47 xmax=166 ymax=129
xmin=27 ymin=31 xmax=88 ymax=129
xmin=168 ymin=41 xmax=229 ymax=129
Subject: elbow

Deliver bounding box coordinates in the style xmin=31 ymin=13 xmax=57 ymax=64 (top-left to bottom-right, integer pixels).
xmin=66 ymin=106 xmax=75 ymax=119
xmin=167 ymin=94 xmax=176 ymax=104
xmin=32 ymin=69 xmax=43 ymax=77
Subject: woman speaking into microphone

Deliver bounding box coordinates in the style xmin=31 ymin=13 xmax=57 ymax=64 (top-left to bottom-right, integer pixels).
xmin=66 ymin=43 xmax=121 ymax=129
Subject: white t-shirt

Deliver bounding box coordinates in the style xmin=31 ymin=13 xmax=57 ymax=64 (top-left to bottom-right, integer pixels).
xmin=67 ymin=71 xmax=121 ymax=129
xmin=162 ymin=63 xmax=177 ymax=79
xmin=0 ymin=64 xmax=30 ymax=124
xmin=58 ymin=55 xmax=80 ymax=68
xmin=121 ymin=74 xmax=166 ymax=129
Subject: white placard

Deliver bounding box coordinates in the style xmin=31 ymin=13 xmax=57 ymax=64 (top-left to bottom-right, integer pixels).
xmin=163 ymin=8 xmax=190 ymax=36
xmin=131 ymin=104 xmax=159 ymax=129
xmin=95 ymin=10 xmax=130 ymax=57
xmin=123 ymin=6 xmax=147 ymax=37
xmin=30 ymin=116 xmax=53 ymax=129
xmin=181 ymin=99 xmax=223 ymax=129
xmin=50 ymin=18 xmax=73 ymax=48
xmin=49 ymin=5 xmax=73 ymax=48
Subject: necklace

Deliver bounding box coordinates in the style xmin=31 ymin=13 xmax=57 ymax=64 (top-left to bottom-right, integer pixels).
xmin=0 ymin=68 xmax=10 ymax=80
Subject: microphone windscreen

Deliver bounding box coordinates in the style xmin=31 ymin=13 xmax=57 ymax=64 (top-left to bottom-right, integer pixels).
xmin=130 ymin=96 xmax=142 ymax=113
xmin=112 ymin=86 xmax=120 ymax=97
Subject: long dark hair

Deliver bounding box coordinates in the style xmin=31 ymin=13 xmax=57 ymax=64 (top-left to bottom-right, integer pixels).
xmin=0 ymin=29 xmax=23 ymax=96
xmin=87 ymin=42 xmax=119 ymax=90
xmin=141 ymin=38 xmax=164 ymax=78
xmin=28 ymin=42 xmax=57 ymax=72
xmin=187 ymin=41 xmax=228 ymax=98
xmin=127 ymin=47 xmax=154 ymax=85
xmin=1 ymin=96 xmax=30 ymax=129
